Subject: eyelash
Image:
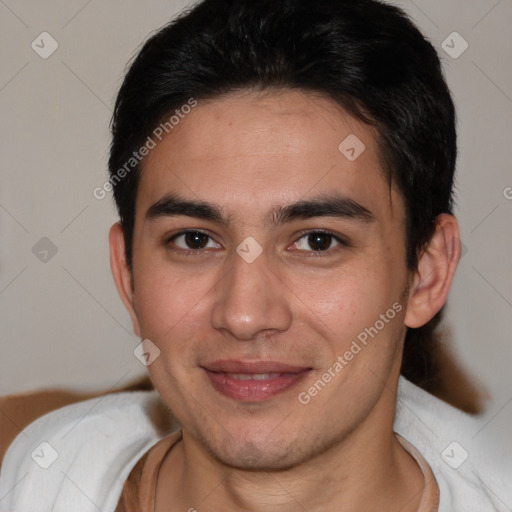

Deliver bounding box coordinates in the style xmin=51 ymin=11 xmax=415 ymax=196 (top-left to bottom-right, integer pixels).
xmin=164 ymin=229 xmax=348 ymax=257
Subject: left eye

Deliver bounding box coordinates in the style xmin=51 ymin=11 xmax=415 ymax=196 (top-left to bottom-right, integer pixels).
xmin=293 ymin=231 xmax=343 ymax=252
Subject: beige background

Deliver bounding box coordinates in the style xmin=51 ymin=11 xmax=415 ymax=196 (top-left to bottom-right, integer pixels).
xmin=1 ymin=0 xmax=511 ymax=462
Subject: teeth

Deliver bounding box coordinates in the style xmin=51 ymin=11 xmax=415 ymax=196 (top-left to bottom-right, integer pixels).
xmin=227 ymin=373 xmax=282 ymax=380
xmin=252 ymin=373 xmax=281 ymax=380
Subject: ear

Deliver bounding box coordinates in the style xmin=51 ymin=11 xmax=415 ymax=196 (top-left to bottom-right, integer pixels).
xmin=404 ymin=214 xmax=461 ymax=329
xmin=109 ymin=222 xmax=141 ymax=337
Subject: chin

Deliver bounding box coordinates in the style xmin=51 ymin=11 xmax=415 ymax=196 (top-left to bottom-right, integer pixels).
xmin=199 ymin=427 xmax=312 ymax=471
xmin=216 ymin=443 xmax=301 ymax=471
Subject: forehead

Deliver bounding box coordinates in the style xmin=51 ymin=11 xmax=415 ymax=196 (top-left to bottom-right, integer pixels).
xmin=136 ymin=89 xmax=399 ymax=225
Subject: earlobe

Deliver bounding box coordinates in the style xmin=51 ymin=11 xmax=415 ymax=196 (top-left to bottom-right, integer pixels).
xmin=404 ymin=214 xmax=461 ymax=329
xmin=109 ymin=222 xmax=141 ymax=337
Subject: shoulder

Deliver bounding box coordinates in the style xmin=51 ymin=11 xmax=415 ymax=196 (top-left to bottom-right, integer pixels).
xmin=0 ymin=390 xmax=176 ymax=512
xmin=395 ymin=376 xmax=512 ymax=511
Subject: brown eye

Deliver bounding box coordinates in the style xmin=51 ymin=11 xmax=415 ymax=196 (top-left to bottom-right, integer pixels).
xmin=184 ymin=231 xmax=209 ymax=249
xmin=293 ymin=231 xmax=344 ymax=252
xmin=169 ymin=231 xmax=220 ymax=251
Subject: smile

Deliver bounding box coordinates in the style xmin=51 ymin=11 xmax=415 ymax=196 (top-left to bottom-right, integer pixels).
xmin=201 ymin=361 xmax=311 ymax=401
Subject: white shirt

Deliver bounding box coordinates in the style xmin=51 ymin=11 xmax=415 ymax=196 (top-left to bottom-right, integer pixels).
xmin=0 ymin=377 xmax=510 ymax=511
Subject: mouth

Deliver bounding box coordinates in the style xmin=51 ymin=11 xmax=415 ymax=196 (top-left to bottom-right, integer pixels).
xmin=201 ymin=360 xmax=312 ymax=402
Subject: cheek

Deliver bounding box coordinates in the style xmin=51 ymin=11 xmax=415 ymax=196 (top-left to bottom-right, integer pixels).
xmin=292 ymin=259 xmax=405 ymax=355
xmin=293 ymin=262 xmax=390 ymax=320
xmin=133 ymin=264 xmax=211 ymax=342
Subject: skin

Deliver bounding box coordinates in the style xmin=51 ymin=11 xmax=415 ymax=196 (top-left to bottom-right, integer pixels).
xmin=110 ymin=89 xmax=461 ymax=511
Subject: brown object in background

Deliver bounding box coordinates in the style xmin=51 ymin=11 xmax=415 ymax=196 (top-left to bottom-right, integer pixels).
xmin=0 ymin=376 xmax=157 ymax=469
xmin=401 ymin=321 xmax=487 ymax=415
xmin=433 ymin=340 xmax=488 ymax=415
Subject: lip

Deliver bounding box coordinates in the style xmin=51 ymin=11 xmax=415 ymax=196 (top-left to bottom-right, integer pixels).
xmin=201 ymin=360 xmax=311 ymax=402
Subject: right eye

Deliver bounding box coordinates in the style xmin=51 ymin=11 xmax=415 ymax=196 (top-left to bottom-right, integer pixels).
xmin=166 ymin=230 xmax=221 ymax=254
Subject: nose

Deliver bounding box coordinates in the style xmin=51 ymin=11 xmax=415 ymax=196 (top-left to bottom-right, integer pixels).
xmin=211 ymin=247 xmax=293 ymax=341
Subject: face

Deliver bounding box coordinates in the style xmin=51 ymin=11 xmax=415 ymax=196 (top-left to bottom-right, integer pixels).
xmin=122 ymin=90 xmax=413 ymax=470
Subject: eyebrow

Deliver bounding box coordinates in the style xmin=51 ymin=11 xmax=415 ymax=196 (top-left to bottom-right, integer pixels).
xmin=145 ymin=193 xmax=374 ymax=227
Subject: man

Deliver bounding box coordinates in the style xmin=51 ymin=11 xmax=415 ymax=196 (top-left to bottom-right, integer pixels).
xmin=0 ymin=0 xmax=510 ymax=510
